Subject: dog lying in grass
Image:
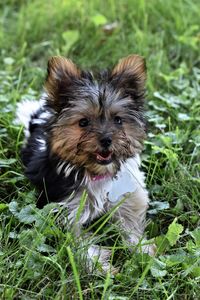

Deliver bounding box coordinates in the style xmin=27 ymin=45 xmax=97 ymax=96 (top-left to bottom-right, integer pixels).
xmin=17 ymin=55 xmax=156 ymax=273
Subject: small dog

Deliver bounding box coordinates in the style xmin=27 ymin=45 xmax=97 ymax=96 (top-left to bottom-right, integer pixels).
xmin=17 ymin=55 xmax=155 ymax=273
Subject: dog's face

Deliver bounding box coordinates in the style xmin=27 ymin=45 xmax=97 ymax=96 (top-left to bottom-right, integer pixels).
xmin=45 ymin=55 xmax=147 ymax=176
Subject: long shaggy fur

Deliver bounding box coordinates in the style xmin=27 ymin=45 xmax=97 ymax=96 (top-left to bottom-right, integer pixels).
xmin=17 ymin=55 xmax=156 ymax=273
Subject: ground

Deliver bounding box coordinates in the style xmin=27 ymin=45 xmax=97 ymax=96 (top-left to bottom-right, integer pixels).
xmin=0 ymin=0 xmax=200 ymax=299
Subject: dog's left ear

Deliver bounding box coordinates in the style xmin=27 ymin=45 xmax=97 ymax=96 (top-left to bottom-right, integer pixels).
xmin=111 ymin=55 xmax=146 ymax=101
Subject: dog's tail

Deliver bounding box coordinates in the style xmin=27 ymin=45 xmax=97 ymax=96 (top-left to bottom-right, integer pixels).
xmin=16 ymin=99 xmax=44 ymax=138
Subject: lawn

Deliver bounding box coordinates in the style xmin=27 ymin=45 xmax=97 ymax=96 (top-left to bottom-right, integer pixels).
xmin=0 ymin=0 xmax=200 ymax=299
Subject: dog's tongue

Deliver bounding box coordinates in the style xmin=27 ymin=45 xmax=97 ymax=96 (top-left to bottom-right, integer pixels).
xmin=96 ymin=151 xmax=112 ymax=161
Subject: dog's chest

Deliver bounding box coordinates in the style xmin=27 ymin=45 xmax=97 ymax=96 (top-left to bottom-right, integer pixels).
xmin=85 ymin=170 xmax=138 ymax=221
xmin=66 ymin=157 xmax=144 ymax=225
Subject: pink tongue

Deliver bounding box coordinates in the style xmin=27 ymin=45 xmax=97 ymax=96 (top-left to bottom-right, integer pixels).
xmin=96 ymin=152 xmax=111 ymax=161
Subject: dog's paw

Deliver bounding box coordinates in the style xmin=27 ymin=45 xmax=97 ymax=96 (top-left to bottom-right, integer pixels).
xmin=140 ymin=242 xmax=157 ymax=256
xmin=127 ymin=236 xmax=157 ymax=256
xmin=87 ymin=245 xmax=119 ymax=275
xmin=99 ymin=260 xmax=119 ymax=275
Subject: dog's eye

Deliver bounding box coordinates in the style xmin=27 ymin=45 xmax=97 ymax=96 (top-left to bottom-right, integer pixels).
xmin=114 ymin=116 xmax=122 ymax=125
xmin=79 ymin=118 xmax=90 ymax=127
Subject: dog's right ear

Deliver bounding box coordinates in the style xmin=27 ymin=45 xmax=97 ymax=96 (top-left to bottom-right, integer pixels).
xmin=45 ymin=56 xmax=80 ymax=111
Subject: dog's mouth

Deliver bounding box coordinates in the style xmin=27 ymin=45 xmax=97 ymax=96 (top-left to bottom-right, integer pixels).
xmin=94 ymin=150 xmax=113 ymax=165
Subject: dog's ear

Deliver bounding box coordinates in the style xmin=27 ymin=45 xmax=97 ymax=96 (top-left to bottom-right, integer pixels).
xmin=45 ymin=56 xmax=80 ymax=110
xmin=111 ymin=55 xmax=146 ymax=103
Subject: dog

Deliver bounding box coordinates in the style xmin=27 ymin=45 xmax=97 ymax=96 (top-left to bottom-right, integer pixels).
xmin=17 ymin=55 xmax=156 ymax=273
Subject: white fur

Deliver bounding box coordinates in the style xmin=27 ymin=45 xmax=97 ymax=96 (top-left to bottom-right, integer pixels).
xmin=67 ymin=156 xmax=155 ymax=271
xmin=16 ymin=96 xmax=53 ymax=140
xmin=56 ymin=162 xmax=66 ymax=175
xmin=86 ymin=155 xmax=147 ymax=216
xmin=16 ymin=99 xmax=45 ymax=138
xmin=56 ymin=162 xmax=75 ymax=177
xmin=59 ymin=155 xmax=149 ymax=228
xmin=16 ymin=98 xmax=155 ymax=271
xmin=87 ymin=245 xmax=118 ymax=274
xmin=36 ymin=138 xmax=47 ymax=152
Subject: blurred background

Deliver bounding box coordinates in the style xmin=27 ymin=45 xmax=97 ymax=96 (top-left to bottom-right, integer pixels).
xmin=1 ymin=0 xmax=200 ymax=88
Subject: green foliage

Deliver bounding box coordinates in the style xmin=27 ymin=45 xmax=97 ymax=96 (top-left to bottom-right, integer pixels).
xmin=61 ymin=30 xmax=80 ymax=55
xmin=0 ymin=0 xmax=200 ymax=299
xmin=166 ymin=218 xmax=184 ymax=246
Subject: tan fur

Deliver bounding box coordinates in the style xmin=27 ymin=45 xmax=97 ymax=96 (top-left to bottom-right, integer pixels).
xmin=51 ymin=125 xmax=83 ymax=160
xmin=45 ymin=56 xmax=80 ymax=108
xmin=30 ymin=55 xmax=153 ymax=273
xmin=47 ymin=56 xmax=80 ymax=78
xmin=57 ymin=156 xmax=156 ymax=274
xmin=112 ymin=54 xmax=146 ymax=82
xmin=112 ymin=187 xmax=156 ymax=256
xmin=51 ymin=122 xmax=145 ymax=175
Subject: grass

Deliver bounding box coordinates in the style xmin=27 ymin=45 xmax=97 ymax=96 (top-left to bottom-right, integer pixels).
xmin=0 ymin=0 xmax=200 ymax=299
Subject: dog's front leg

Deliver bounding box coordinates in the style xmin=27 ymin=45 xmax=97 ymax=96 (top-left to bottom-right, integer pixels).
xmin=67 ymin=194 xmax=117 ymax=274
xmin=112 ymin=187 xmax=156 ymax=256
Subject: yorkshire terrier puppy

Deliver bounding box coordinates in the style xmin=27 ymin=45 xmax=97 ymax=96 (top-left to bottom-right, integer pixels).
xmin=17 ymin=55 xmax=156 ymax=273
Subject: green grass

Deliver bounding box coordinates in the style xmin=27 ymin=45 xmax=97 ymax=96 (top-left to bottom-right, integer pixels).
xmin=0 ymin=0 xmax=200 ymax=299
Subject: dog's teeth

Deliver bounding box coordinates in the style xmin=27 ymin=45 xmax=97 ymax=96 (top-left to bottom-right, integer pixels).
xmin=97 ymin=154 xmax=104 ymax=161
xmin=96 ymin=153 xmax=111 ymax=161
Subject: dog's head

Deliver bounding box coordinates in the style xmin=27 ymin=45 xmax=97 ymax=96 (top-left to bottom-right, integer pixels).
xmin=45 ymin=55 xmax=147 ymax=176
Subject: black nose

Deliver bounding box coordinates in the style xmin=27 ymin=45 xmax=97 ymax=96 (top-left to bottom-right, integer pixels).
xmin=100 ymin=137 xmax=112 ymax=148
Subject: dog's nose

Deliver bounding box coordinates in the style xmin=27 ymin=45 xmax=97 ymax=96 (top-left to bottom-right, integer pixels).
xmin=100 ymin=137 xmax=112 ymax=148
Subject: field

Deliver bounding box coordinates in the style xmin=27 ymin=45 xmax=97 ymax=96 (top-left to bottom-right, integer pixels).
xmin=0 ymin=0 xmax=200 ymax=299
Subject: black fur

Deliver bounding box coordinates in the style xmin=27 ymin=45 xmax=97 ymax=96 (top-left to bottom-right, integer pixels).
xmin=21 ymin=109 xmax=84 ymax=208
xmin=21 ymin=56 xmax=147 ymax=208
